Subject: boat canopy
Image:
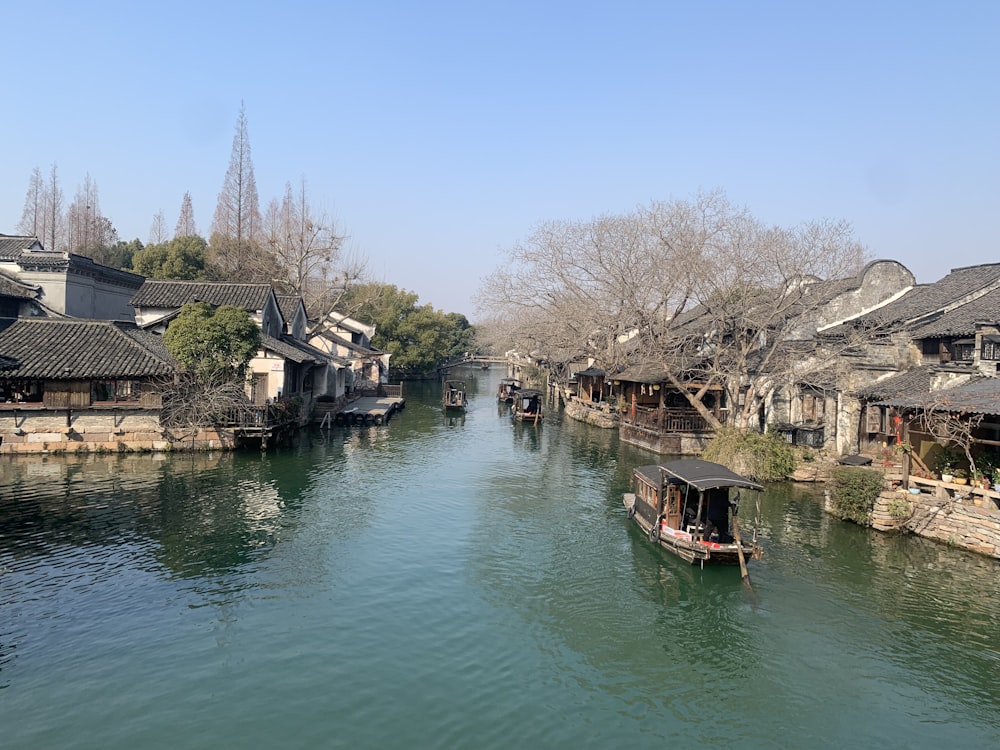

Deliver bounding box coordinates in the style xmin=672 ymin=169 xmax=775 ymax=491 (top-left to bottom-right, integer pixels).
xmin=635 ymin=459 xmax=764 ymax=493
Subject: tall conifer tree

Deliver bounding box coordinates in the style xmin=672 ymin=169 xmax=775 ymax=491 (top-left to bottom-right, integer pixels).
xmin=210 ymin=102 xmax=263 ymax=279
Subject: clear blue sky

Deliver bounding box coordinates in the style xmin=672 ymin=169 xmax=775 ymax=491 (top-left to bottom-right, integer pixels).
xmin=2 ymin=1 xmax=997 ymax=319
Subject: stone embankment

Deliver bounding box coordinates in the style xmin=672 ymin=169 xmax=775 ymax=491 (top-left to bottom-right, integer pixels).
xmin=564 ymin=399 xmax=620 ymax=429
xmin=812 ymin=462 xmax=1000 ymax=560
xmin=869 ymin=486 xmax=1000 ymax=559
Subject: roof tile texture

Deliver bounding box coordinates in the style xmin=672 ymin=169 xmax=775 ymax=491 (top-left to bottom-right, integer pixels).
xmin=0 ymin=319 xmax=176 ymax=379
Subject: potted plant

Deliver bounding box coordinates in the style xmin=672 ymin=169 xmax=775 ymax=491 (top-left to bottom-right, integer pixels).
xmin=953 ymin=467 xmax=968 ymax=485
xmin=933 ymin=450 xmax=957 ymax=483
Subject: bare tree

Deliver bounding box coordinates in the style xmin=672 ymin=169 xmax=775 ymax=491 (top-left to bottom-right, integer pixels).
xmin=16 ymin=167 xmax=45 ymax=238
xmin=159 ymin=372 xmax=258 ymax=438
xmin=64 ymin=175 xmax=120 ymax=264
xmin=66 ymin=174 xmax=100 ymax=255
xmin=919 ymin=398 xmax=986 ymax=479
xmin=669 ymin=216 xmax=868 ymax=429
xmin=477 ymin=193 xmax=721 ymax=378
xmin=210 ymin=101 xmax=263 ymax=278
xmin=263 ymin=177 xmax=347 ymax=306
xmin=478 ymin=190 xmax=870 ymax=430
xmin=174 ymin=192 xmax=197 ymax=238
xmin=149 ymin=210 xmax=169 ymax=245
xmin=45 ymin=163 xmax=64 ymax=251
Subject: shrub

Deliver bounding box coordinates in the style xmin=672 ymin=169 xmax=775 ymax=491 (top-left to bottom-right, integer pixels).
xmin=829 ymin=466 xmax=885 ymax=525
xmin=703 ymin=427 xmax=796 ymax=482
xmin=887 ymin=496 xmax=913 ymax=520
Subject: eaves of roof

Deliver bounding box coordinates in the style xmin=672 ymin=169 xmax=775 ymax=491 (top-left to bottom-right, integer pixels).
xmin=875 ymin=375 xmax=1000 ymax=416
xmin=313 ymin=330 xmax=384 ymax=356
xmin=260 ymin=334 xmax=320 ymax=364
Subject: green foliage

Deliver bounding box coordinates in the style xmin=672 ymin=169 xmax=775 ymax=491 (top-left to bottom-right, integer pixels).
xmin=829 ymin=466 xmax=885 ymax=525
xmin=347 ymin=283 xmax=477 ymax=377
xmin=887 ymin=496 xmax=913 ymax=520
xmin=133 ymin=235 xmax=207 ymax=280
xmin=107 ymin=238 xmax=144 ymax=270
xmin=163 ymin=302 xmax=261 ymax=381
xmin=703 ymin=427 xmax=796 ymax=482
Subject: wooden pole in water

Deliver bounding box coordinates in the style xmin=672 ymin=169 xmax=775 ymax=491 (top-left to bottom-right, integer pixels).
xmin=732 ymin=516 xmax=751 ymax=586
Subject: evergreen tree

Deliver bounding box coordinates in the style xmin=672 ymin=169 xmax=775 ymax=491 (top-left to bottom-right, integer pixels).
xmin=133 ymin=236 xmax=207 ymax=280
xmin=163 ymin=302 xmax=260 ymax=381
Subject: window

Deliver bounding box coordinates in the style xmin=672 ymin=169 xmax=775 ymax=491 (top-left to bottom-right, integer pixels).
xmin=92 ymin=380 xmax=139 ymax=403
xmin=865 ymin=405 xmax=884 ymax=434
xmin=801 ymin=393 xmax=825 ymax=423
xmin=952 ymin=340 xmax=975 ymax=362
xmin=982 ymin=336 xmax=1000 ymax=361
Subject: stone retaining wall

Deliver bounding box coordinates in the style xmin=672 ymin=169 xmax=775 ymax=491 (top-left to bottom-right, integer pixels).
xmin=564 ymin=399 xmax=620 ymax=429
xmin=0 ymin=409 xmax=234 ymax=453
xmin=870 ymin=489 xmax=1000 ymax=559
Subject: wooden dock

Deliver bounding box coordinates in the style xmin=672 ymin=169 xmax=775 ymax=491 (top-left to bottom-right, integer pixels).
xmin=322 ymin=395 xmax=406 ymax=427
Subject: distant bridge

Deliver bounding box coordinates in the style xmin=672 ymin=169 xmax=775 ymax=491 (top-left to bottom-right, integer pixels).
xmin=438 ymin=355 xmax=506 ymax=372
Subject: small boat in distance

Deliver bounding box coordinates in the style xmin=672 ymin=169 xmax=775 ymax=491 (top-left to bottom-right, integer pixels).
xmin=623 ymin=459 xmax=763 ymax=573
xmin=497 ymin=377 xmax=521 ymax=403
xmin=511 ymin=388 xmax=543 ymax=424
xmin=442 ymin=380 xmax=468 ymax=411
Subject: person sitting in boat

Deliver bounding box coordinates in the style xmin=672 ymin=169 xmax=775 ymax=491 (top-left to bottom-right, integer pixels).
xmin=706 ymin=491 xmax=732 ymax=543
xmin=525 ymin=396 xmax=539 ymax=414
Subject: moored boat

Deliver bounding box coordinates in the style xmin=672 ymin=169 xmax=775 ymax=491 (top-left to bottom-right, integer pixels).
xmin=623 ymin=459 xmax=763 ymax=571
xmin=497 ymin=377 xmax=521 ymax=403
xmin=511 ymin=388 xmax=543 ymax=424
xmin=442 ymin=380 xmax=468 ymax=411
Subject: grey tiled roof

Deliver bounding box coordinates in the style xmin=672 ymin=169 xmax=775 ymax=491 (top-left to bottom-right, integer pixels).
xmin=858 ymin=365 xmax=1000 ymax=416
xmin=908 ymin=287 xmax=1000 ymax=338
xmin=0 ymin=234 xmax=41 ymax=260
xmin=612 ymin=361 xmax=674 ymax=383
xmin=313 ymin=330 xmax=385 ymax=356
xmin=858 ymin=264 xmax=1000 ymax=329
xmin=276 ymin=295 xmax=304 ymax=324
xmin=856 ymin=367 xmax=935 ymax=401
xmin=260 ymin=334 xmax=321 ymax=365
xmin=0 ymin=318 xmax=177 ymax=379
xmin=921 ymin=377 xmax=1000 ymax=415
xmin=130 ymin=280 xmax=274 ymax=311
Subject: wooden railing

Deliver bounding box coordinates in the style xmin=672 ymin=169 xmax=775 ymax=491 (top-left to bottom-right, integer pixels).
xmin=622 ymin=405 xmax=710 ymax=433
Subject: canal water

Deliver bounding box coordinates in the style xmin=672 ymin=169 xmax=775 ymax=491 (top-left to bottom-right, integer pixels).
xmin=2 ymin=369 xmax=999 ymax=749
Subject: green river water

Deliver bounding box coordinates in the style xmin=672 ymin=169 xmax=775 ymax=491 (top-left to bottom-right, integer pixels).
xmin=1 ymin=369 xmax=998 ymax=749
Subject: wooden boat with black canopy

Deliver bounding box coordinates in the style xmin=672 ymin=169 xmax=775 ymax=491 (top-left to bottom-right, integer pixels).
xmin=442 ymin=380 xmax=468 ymax=411
xmin=623 ymin=459 xmax=764 ymax=568
xmin=497 ymin=377 xmax=521 ymax=403
xmin=511 ymin=388 xmax=543 ymax=424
